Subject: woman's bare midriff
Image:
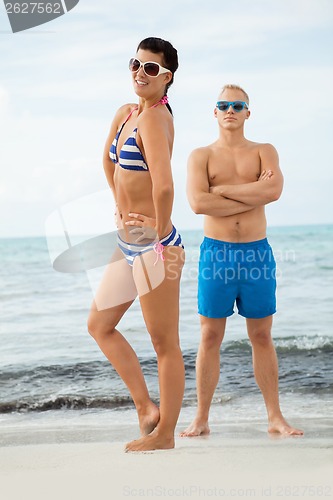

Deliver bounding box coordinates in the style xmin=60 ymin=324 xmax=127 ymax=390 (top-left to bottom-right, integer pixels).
xmin=114 ymin=165 xmax=172 ymax=240
xmin=204 ymin=206 xmax=267 ymax=243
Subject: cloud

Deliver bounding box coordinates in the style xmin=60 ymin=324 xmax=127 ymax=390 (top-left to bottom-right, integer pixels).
xmin=166 ymin=0 xmax=333 ymax=51
xmin=1 ymin=0 xmax=333 ymax=236
xmin=0 ymin=85 xmax=9 ymax=121
xmin=0 ymin=109 xmax=108 ymax=204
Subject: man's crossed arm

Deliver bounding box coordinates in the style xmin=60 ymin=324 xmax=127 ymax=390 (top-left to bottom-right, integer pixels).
xmin=209 ymin=144 xmax=283 ymax=207
xmin=187 ymin=144 xmax=283 ymax=217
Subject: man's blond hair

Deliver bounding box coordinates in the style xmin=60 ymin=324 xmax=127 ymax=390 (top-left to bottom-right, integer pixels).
xmin=220 ymin=84 xmax=249 ymax=105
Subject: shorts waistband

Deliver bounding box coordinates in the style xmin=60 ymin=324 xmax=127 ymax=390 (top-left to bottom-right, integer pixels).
xmin=203 ymin=237 xmax=269 ymax=249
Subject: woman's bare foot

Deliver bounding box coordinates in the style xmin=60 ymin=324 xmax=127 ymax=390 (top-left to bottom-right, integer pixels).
xmin=125 ymin=429 xmax=174 ymax=452
xmin=138 ymin=403 xmax=160 ymax=436
xmin=179 ymin=418 xmax=210 ymax=437
xmin=268 ymin=416 xmax=304 ymax=436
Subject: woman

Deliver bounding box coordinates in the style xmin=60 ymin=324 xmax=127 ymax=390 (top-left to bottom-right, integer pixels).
xmin=87 ymin=37 xmax=185 ymax=452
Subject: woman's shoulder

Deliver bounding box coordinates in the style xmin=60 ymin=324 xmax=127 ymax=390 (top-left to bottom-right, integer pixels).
xmin=113 ymin=102 xmax=138 ymax=123
xmin=138 ymin=104 xmax=172 ymax=130
xmin=117 ymin=102 xmax=138 ymax=113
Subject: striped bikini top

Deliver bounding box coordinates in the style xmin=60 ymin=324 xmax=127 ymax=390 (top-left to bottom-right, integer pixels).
xmin=109 ymin=95 xmax=169 ymax=172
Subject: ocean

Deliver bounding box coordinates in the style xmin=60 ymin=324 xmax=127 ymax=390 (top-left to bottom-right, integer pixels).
xmin=0 ymin=225 xmax=332 ymax=445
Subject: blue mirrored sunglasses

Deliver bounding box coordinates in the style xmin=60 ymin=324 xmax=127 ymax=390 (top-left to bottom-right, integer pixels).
xmin=216 ymin=101 xmax=248 ymax=112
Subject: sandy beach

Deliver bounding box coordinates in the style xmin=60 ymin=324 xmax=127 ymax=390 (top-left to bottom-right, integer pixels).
xmin=1 ymin=228 xmax=333 ymax=500
xmin=1 ymin=418 xmax=332 ymax=500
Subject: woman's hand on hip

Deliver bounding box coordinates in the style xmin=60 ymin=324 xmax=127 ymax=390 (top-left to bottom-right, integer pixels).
xmin=125 ymin=213 xmax=157 ymax=243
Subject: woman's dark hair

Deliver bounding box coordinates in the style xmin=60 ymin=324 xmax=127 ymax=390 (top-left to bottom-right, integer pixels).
xmin=137 ymin=37 xmax=178 ymax=114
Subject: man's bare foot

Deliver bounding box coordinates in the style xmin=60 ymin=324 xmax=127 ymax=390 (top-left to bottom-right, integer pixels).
xmin=138 ymin=403 xmax=160 ymax=436
xmin=179 ymin=419 xmax=210 ymax=437
xmin=125 ymin=429 xmax=174 ymax=452
xmin=268 ymin=416 xmax=304 ymax=436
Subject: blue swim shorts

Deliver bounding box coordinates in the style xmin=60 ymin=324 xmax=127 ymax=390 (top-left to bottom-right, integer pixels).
xmin=198 ymin=237 xmax=276 ymax=319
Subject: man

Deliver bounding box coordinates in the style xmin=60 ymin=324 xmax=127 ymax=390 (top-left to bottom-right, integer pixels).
xmin=181 ymin=84 xmax=303 ymax=437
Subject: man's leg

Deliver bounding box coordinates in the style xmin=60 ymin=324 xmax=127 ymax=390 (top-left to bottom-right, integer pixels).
xmin=246 ymin=316 xmax=303 ymax=436
xmin=180 ymin=315 xmax=227 ymax=437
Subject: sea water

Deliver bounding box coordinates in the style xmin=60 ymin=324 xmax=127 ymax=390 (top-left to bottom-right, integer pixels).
xmin=0 ymin=225 xmax=332 ymax=444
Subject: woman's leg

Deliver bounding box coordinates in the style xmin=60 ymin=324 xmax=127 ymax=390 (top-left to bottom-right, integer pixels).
xmin=87 ymin=249 xmax=159 ymax=435
xmin=125 ymin=246 xmax=185 ymax=451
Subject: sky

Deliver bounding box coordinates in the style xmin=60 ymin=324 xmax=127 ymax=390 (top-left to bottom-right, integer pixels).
xmin=0 ymin=0 xmax=333 ymax=237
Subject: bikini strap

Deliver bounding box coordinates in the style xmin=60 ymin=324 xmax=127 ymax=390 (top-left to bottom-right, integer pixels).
xmin=123 ymin=106 xmax=139 ymax=123
xmin=150 ymin=95 xmax=169 ymax=108
xmin=120 ymin=96 xmax=168 ymax=132
xmin=123 ymin=97 xmax=168 ymax=121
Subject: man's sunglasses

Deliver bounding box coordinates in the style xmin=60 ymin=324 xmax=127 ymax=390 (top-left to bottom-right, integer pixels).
xmin=129 ymin=57 xmax=171 ymax=78
xmin=216 ymin=101 xmax=249 ymax=112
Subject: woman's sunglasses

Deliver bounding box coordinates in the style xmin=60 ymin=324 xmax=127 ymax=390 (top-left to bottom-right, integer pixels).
xmin=216 ymin=101 xmax=249 ymax=112
xmin=129 ymin=57 xmax=171 ymax=78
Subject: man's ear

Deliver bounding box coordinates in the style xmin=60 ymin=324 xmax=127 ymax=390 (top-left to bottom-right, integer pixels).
xmin=245 ymin=110 xmax=251 ymax=120
xmin=214 ymin=108 xmax=218 ymax=118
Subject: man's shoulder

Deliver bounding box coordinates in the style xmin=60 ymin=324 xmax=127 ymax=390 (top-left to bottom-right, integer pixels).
xmin=248 ymin=141 xmax=277 ymax=153
xmin=187 ymin=146 xmax=212 ymax=171
xmin=189 ymin=144 xmax=214 ymax=159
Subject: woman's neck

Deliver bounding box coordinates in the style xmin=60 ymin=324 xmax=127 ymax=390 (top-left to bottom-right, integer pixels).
xmin=138 ymin=93 xmax=167 ymax=113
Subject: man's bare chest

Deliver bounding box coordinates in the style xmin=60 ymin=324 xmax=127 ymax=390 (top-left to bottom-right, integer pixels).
xmin=207 ymin=149 xmax=261 ymax=185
